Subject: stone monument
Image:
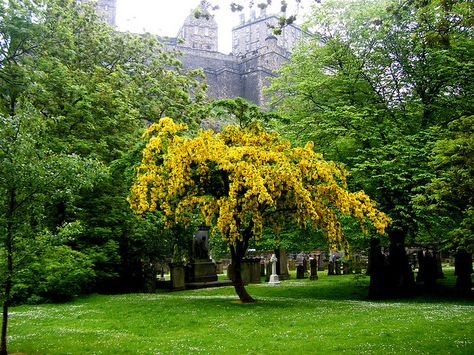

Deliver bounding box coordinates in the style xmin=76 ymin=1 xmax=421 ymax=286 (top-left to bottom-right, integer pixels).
xmin=268 ymin=254 xmax=281 ymax=286
xmin=309 ymin=257 xmax=318 ymax=280
xmin=185 ymin=226 xmax=218 ymax=283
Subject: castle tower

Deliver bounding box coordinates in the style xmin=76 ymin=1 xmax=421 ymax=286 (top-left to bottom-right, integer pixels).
xmin=77 ymin=0 xmax=117 ymax=27
xmin=232 ymin=11 xmax=302 ymax=56
xmin=177 ymin=1 xmax=218 ymax=51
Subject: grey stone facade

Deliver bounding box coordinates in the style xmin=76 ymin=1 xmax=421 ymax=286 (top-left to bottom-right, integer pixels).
xmin=168 ymin=3 xmax=303 ymax=107
xmin=232 ymin=9 xmax=303 ymax=55
xmin=91 ymin=0 xmax=303 ymax=107
xmin=177 ymin=3 xmax=218 ymax=52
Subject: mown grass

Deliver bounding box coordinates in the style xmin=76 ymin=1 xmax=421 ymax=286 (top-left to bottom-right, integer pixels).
xmin=7 ymin=269 xmax=474 ymax=354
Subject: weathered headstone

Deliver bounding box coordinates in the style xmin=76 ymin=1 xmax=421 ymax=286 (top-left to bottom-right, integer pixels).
xmin=215 ymin=261 xmax=224 ymax=274
xmin=169 ymin=263 xmax=185 ymax=291
xmin=309 ymin=257 xmax=318 ymax=280
xmin=275 ymin=248 xmax=290 ymax=280
xmin=288 ymin=259 xmax=296 ymax=271
xmin=296 ymin=265 xmax=305 ymax=279
xmin=328 ymin=261 xmax=335 ymax=275
xmin=227 ymin=258 xmax=261 ymax=284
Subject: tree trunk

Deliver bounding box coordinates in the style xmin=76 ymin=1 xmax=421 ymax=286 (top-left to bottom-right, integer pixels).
xmin=230 ymin=240 xmax=255 ymax=303
xmin=387 ymin=229 xmax=415 ymax=297
xmin=1 ymin=190 xmax=15 ymax=355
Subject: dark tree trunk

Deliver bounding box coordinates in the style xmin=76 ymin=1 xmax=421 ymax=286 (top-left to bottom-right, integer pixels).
xmin=230 ymin=239 xmax=255 ymax=303
xmin=387 ymin=229 xmax=415 ymax=297
xmin=1 ymin=190 xmax=15 ymax=355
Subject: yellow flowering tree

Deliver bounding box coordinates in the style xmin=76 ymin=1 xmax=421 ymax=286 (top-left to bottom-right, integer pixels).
xmin=129 ymin=117 xmax=390 ymax=302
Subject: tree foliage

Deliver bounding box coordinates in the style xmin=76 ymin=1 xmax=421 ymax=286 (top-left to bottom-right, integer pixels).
xmin=0 ymin=1 xmax=209 ymax=351
xmin=269 ymin=0 xmax=472 ymax=244
xmin=0 ymin=108 xmax=102 ymax=355
xmin=129 ymin=117 xmax=389 ymax=302
xmin=268 ymin=0 xmax=472 ymax=296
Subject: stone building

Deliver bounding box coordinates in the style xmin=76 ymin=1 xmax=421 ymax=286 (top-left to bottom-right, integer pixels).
xmin=86 ymin=0 xmax=305 ymax=107
xmin=78 ymin=0 xmax=117 ymax=26
xmin=171 ymin=2 xmax=305 ymax=106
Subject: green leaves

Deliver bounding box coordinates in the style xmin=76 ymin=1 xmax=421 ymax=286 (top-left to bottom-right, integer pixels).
xmin=269 ymin=0 xmax=472 ymax=250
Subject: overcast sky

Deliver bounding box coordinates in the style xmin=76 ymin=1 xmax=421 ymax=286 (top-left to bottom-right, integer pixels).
xmin=115 ymin=0 xmax=314 ymax=54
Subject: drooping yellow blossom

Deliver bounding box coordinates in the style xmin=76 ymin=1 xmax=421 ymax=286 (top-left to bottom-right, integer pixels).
xmin=128 ymin=117 xmax=390 ymax=250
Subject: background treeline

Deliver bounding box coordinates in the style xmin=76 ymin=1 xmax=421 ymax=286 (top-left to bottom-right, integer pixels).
xmin=0 ymin=0 xmax=472 ymax=305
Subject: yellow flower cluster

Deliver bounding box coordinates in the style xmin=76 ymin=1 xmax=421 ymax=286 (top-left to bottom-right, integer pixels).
xmin=128 ymin=117 xmax=390 ymax=249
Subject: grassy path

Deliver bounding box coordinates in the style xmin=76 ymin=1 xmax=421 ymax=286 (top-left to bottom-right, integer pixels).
xmin=7 ymin=272 xmax=474 ymax=354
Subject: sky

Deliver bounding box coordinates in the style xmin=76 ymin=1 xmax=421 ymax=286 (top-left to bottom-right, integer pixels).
xmin=115 ymin=0 xmax=314 ymax=54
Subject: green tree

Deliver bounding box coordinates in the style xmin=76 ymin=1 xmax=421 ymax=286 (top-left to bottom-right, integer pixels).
xmin=0 ymin=109 xmax=101 ymax=355
xmin=1 ymin=0 xmax=208 ymax=296
xmin=269 ymin=0 xmax=473 ymax=295
xmin=413 ymin=116 xmax=474 ymax=252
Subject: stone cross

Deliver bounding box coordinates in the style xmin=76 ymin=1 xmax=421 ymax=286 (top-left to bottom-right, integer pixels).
xmin=268 ymin=254 xmax=280 ymax=286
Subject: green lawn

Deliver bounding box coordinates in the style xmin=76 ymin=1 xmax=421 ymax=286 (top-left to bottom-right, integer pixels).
xmin=7 ymin=270 xmax=474 ymax=354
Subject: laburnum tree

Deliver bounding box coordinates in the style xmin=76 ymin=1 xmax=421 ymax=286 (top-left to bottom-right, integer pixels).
xmin=128 ymin=118 xmax=390 ymax=303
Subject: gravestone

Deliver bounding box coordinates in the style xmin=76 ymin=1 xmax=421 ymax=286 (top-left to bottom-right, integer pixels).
xmin=319 ymin=255 xmax=327 ymax=271
xmin=296 ymin=253 xmax=304 ymax=267
xmin=296 ymin=265 xmax=305 ymax=279
xmin=309 ymin=257 xmax=318 ymax=280
xmin=328 ymin=261 xmax=335 ymax=275
xmin=227 ymin=258 xmax=261 ymax=284
xmin=275 ymin=248 xmax=290 ymax=280
xmin=288 ymin=259 xmax=296 ymax=271
xmin=169 ymin=263 xmax=185 ymax=290
xmin=302 ymin=257 xmax=308 ymax=274
xmin=215 ymin=261 xmax=224 ymax=274
xmin=185 ymin=226 xmax=218 ymax=283
xmin=268 ymin=254 xmax=281 ymax=286
xmin=296 ymin=252 xmax=305 ymax=279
